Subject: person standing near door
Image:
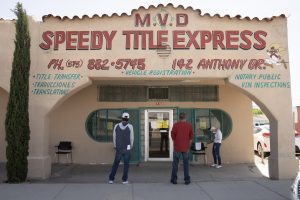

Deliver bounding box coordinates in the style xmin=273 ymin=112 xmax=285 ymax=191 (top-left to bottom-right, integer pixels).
xmin=160 ymin=127 xmax=169 ymax=152
xmin=170 ymin=112 xmax=194 ymax=185
xmin=108 ymin=112 xmax=134 ymax=184
xmin=210 ymin=126 xmax=222 ymax=168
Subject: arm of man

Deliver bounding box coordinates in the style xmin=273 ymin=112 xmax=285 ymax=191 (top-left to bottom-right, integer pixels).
xmin=113 ymin=124 xmax=117 ymax=148
xmin=189 ymin=124 xmax=194 ymax=148
xmin=171 ymin=124 xmax=177 ymax=141
xmin=129 ymin=124 xmax=134 ymax=148
xmin=216 ymin=129 xmax=222 ymax=142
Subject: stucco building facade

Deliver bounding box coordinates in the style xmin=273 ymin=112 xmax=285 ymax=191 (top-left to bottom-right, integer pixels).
xmin=0 ymin=4 xmax=297 ymax=179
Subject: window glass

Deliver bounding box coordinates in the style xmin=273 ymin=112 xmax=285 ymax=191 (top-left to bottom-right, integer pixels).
xmin=97 ymin=110 xmax=107 ymax=140
xmin=107 ymin=110 xmax=122 ymax=140
xmin=210 ymin=109 xmax=232 ymax=140
xmin=253 ymin=127 xmax=262 ymax=134
xmin=195 ymin=109 xmax=212 ymax=142
xmin=86 ymin=111 xmax=97 ymax=139
xmin=180 ymin=108 xmax=232 ymax=143
xmin=86 ymin=109 xmax=122 ymax=142
xmin=177 ymin=108 xmax=193 ymax=123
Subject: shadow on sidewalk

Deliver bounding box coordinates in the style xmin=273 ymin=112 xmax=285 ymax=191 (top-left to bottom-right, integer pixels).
xmin=0 ymin=162 xmax=270 ymax=183
xmin=29 ymin=162 xmax=268 ymax=183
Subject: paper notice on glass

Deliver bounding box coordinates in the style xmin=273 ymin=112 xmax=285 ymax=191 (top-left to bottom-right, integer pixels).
xmin=157 ymin=120 xmax=163 ymax=129
xmin=195 ymin=142 xmax=202 ymax=150
xmin=162 ymin=120 xmax=169 ymax=128
xmin=200 ymin=122 xmax=206 ymax=129
xmin=157 ymin=113 xmax=163 ymax=120
xmin=107 ymin=122 xmax=113 ymax=130
xmin=127 ymin=145 xmax=131 ymax=150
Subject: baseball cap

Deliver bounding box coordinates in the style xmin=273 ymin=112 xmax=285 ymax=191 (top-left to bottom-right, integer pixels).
xmin=122 ymin=112 xmax=130 ymax=119
xmin=210 ymin=126 xmax=216 ymax=131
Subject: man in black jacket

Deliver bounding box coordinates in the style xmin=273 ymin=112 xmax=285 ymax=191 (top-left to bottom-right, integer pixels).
xmin=108 ymin=112 xmax=134 ymax=184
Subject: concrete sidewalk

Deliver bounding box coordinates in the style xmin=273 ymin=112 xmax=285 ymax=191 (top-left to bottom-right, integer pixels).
xmin=0 ymin=162 xmax=293 ymax=200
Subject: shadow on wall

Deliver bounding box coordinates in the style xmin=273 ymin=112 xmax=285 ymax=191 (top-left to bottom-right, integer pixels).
xmin=0 ymin=88 xmax=9 ymax=162
xmin=48 ymin=84 xmax=115 ymax=164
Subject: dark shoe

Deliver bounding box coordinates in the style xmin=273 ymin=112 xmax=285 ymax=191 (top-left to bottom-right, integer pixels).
xmin=170 ymin=180 xmax=177 ymax=184
xmin=185 ymin=180 xmax=191 ymax=185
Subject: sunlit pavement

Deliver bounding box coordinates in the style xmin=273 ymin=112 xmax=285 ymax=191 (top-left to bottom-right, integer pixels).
xmin=254 ymin=154 xmax=300 ymax=178
xmin=254 ymin=154 xmax=269 ymax=177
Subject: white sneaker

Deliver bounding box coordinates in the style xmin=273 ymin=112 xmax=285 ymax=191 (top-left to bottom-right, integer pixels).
xmin=108 ymin=180 xmax=114 ymax=184
xmin=216 ymin=165 xmax=222 ymax=168
xmin=211 ymin=164 xmax=217 ymax=167
xmin=122 ymin=181 xmax=129 ymax=184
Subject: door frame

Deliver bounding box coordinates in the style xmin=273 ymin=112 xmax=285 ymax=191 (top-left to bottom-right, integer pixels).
xmin=144 ymin=109 xmax=174 ymax=161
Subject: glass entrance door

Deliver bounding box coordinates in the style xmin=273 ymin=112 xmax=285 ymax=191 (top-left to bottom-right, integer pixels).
xmin=145 ymin=109 xmax=173 ymax=161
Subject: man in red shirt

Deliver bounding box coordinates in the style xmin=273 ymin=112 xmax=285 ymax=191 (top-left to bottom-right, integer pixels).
xmin=170 ymin=112 xmax=194 ymax=185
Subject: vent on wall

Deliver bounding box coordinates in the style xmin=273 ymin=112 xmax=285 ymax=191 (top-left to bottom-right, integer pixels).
xmin=156 ymin=43 xmax=171 ymax=58
xmin=98 ymin=85 xmax=218 ymax=102
xmin=148 ymin=87 xmax=169 ymax=100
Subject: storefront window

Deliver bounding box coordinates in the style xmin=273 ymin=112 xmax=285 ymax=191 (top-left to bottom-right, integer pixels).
xmin=179 ymin=108 xmax=232 ymax=143
xmin=87 ymin=108 xmax=232 ymax=143
xmin=195 ymin=109 xmax=211 ymax=142
xmin=86 ymin=109 xmax=122 ymax=142
xmin=107 ymin=110 xmax=123 ymax=140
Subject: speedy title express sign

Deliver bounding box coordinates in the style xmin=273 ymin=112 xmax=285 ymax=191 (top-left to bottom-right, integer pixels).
xmin=34 ymin=8 xmax=289 ymax=95
xmin=40 ymin=14 xmax=266 ymax=52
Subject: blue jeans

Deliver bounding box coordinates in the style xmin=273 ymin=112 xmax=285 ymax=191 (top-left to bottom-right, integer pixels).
xmin=171 ymin=151 xmax=190 ymax=182
xmin=109 ymin=149 xmax=131 ymax=181
xmin=212 ymin=143 xmax=221 ymax=165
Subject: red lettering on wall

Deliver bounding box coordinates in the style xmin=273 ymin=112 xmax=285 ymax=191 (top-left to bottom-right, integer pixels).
xmin=54 ymin=31 xmax=66 ymax=50
xmin=157 ymin=30 xmax=168 ymax=46
xmin=157 ymin=14 xmax=169 ymax=26
xmin=212 ymin=31 xmax=225 ymax=50
xmin=38 ymin=29 xmax=268 ymax=51
xmin=239 ymin=30 xmax=253 ymax=50
xmin=148 ymin=31 xmax=157 ymax=49
xmin=103 ymin=31 xmax=117 ymax=50
xmin=123 ymin=31 xmax=132 ymax=49
xmin=176 ymin=14 xmax=188 ymax=26
xmin=225 ymin=31 xmax=239 ymax=49
xmin=48 ymin=59 xmax=64 ymax=70
xmin=39 ymin=31 xmax=53 ymax=50
xmin=253 ymin=30 xmax=267 ymax=50
xmin=173 ymin=30 xmax=187 ymax=49
xmin=133 ymin=31 xmax=140 ymax=49
xmin=248 ymin=59 xmax=265 ymax=70
xmin=78 ymin=31 xmax=89 ymax=50
xmin=91 ymin=31 xmax=103 ymax=50
xmin=40 ymin=31 xmax=116 ymax=50
xmin=135 ymin=13 xmax=150 ymax=27
xmin=186 ymin=31 xmax=200 ymax=49
xmin=200 ymin=31 xmax=212 ymax=49
xmin=66 ymin=31 xmax=78 ymax=50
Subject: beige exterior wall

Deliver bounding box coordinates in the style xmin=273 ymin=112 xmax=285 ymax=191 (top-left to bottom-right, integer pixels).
xmin=0 ymin=5 xmax=297 ymax=179
xmin=49 ymin=84 xmax=253 ymax=164
xmin=0 ymin=20 xmax=14 ymax=163
xmin=0 ymin=88 xmax=8 ymax=162
xmin=0 ymin=20 xmax=14 ymax=92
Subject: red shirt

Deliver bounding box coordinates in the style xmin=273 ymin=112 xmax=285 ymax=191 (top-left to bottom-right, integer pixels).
xmin=171 ymin=121 xmax=194 ymax=152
